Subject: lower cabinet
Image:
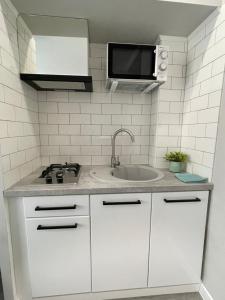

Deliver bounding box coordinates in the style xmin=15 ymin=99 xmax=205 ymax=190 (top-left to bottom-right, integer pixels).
xmin=90 ymin=193 xmax=151 ymax=292
xmin=20 ymin=191 xmax=209 ymax=298
xmin=26 ymin=216 xmax=91 ymax=297
xmin=148 ymin=191 xmax=209 ymax=287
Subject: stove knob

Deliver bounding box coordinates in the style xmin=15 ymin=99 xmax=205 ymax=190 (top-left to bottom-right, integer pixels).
xmin=57 ymin=177 xmax=63 ymax=184
xmin=46 ymin=175 xmax=52 ymax=184
xmin=56 ymin=171 xmax=64 ymax=184
xmin=160 ymin=50 xmax=168 ymax=60
xmin=159 ymin=62 xmax=167 ymax=71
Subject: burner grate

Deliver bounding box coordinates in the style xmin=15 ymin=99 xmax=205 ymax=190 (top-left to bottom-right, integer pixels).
xmin=35 ymin=163 xmax=81 ymax=184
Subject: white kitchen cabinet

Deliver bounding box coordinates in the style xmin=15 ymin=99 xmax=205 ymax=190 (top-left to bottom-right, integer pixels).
xmin=148 ymin=191 xmax=209 ymax=287
xmin=26 ymin=216 xmax=91 ymax=297
xmin=91 ymin=193 xmax=151 ymax=292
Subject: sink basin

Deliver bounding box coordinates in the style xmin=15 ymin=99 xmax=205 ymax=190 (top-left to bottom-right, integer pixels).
xmin=112 ymin=165 xmax=163 ymax=181
xmin=90 ymin=165 xmax=164 ymax=183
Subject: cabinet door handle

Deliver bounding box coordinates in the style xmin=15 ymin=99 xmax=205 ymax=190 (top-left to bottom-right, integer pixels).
xmin=103 ymin=200 xmax=141 ymax=205
xmin=35 ymin=205 xmax=76 ymax=211
xmin=37 ymin=223 xmax=78 ymax=230
xmin=164 ymin=197 xmax=201 ymax=203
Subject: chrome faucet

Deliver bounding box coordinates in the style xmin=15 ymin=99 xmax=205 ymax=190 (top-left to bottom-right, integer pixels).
xmin=111 ymin=128 xmax=135 ymax=168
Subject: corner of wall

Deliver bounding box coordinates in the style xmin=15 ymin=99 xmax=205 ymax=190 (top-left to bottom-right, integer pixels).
xmin=150 ymin=35 xmax=187 ymax=168
xmin=180 ymin=2 xmax=225 ymax=179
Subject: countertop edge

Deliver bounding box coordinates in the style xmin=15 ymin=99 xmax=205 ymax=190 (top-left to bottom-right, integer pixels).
xmin=3 ymin=166 xmax=213 ymax=198
xmin=4 ymin=183 xmax=213 ymax=198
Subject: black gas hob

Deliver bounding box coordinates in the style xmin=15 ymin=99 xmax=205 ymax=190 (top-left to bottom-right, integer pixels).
xmin=33 ymin=163 xmax=81 ymax=184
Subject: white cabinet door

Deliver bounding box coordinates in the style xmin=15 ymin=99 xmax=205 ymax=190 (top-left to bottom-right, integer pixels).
xmin=148 ymin=191 xmax=208 ymax=287
xmin=26 ymin=216 xmax=91 ymax=297
xmin=91 ymin=193 xmax=151 ymax=292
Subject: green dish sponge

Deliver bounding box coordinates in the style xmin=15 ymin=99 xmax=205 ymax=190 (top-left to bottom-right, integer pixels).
xmin=175 ymin=172 xmax=208 ymax=183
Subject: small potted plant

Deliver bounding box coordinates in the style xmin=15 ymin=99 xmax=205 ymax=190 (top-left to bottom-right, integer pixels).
xmin=164 ymin=151 xmax=188 ymax=173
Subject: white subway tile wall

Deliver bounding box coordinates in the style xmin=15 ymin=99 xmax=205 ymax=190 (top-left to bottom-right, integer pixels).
xmin=38 ymin=43 xmax=152 ymax=166
xmin=0 ymin=0 xmax=41 ymax=189
xmin=150 ymin=36 xmax=187 ymax=168
xmin=1 ymin=0 xmax=225 ymax=188
xmin=181 ymin=6 xmax=225 ymax=179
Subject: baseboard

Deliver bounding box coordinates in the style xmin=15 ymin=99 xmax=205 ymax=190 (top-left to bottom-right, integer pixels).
xmin=199 ymin=284 xmax=214 ymax=300
xmin=33 ymin=284 xmax=200 ymax=300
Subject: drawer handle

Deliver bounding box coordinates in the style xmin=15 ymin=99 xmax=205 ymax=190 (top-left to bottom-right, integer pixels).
xmin=164 ymin=198 xmax=201 ymax=203
xmin=37 ymin=223 xmax=78 ymax=230
xmin=103 ymin=200 xmax=141 ymax=205
xmin=35 ymin=205 xmax=77 ymax=211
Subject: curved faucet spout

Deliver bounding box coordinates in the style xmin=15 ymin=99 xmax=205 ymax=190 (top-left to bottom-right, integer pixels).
xmin=111 ymin=128 xmax=135 ymax=168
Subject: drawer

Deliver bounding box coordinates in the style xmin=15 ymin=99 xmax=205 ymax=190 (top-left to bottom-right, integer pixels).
xmin=24 ymin=195 xmax=89 ymax=218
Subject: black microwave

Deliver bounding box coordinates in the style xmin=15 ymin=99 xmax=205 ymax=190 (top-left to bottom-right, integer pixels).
xmin=106 ymin=43 xmax=168 ymax=93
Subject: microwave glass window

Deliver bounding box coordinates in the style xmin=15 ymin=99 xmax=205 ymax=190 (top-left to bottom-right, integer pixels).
xmin=109 ymin=44 xmax=156 ymax=79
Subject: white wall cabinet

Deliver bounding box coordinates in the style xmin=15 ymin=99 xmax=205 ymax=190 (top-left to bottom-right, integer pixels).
xmin=148 ymin=191 xmax=209 ymax=287
xmin=90 ymin=193 xmax=151 ymax=292
xmin=26 ymin=216 xmax=91 ymax=297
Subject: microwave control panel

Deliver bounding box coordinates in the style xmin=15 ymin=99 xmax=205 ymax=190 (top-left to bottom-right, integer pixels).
xmin=155 ymin=45 xmax=169 ymax=82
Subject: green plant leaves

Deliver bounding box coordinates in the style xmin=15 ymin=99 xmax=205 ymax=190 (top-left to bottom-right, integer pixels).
xmin=164 ymin=151 xmax=188 ymax=162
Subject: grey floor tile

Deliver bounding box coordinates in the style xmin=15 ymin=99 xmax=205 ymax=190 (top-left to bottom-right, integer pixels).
xmin=112 ymin=292 xmax=202 ymax=300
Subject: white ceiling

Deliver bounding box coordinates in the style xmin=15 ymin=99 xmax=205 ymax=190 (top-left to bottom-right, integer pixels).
xmin=12 ymin=0 xmax=217 ymax=44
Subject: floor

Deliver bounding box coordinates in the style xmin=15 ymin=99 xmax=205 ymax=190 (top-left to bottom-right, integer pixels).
xmin=115 ymin=293 xmax=202 ymax=300
xmin=0 ymin=273 xmax=4 ymax=300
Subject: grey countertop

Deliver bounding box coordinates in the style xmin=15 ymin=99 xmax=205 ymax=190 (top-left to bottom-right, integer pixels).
xmin=4 ymin=166 xmax=213 ymax=198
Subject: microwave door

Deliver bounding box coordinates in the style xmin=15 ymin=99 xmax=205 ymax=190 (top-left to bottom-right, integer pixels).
xmin=108 ymin=43 xmax=156 ymax=80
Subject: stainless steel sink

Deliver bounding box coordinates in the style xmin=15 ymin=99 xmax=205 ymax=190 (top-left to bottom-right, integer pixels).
xmin=90 ymin=165 xmax=164 ymax=183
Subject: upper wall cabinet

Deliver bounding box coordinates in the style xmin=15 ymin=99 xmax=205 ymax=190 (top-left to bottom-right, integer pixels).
xmin=17 ymin=14 xmax=93 ymax=92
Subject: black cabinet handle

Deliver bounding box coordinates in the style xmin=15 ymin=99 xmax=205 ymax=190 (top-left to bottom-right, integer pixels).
xmin=164 ymin=197 xmax=201 ymax=203
xmin=35 ymin=205 xmax=76 ymax=211
xmin=37 ymin=223 xmax=78 ymax=230
xmin=103 ymin=200 xmax=141 ymax=205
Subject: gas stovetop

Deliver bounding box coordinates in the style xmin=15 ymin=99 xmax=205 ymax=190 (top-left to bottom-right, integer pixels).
xmin=33 ymin=163 xmax=81 ymax=184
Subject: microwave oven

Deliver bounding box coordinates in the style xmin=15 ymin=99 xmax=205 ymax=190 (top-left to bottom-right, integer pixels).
xmin=106 ymin=43 xmax=168 ymax=93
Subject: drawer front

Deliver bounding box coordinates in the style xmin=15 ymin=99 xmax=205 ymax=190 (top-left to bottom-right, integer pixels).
xmin=26 ymin=216 xmax=91 ymax=297
xmin=24 ymin=195 xmax=89 ymax=218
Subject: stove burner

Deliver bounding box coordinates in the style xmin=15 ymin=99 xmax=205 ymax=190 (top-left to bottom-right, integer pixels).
xmin=40 ymin=163 xmax=80 ymax=178
xmin=36 ymin=163 xmax=81 ymax=185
